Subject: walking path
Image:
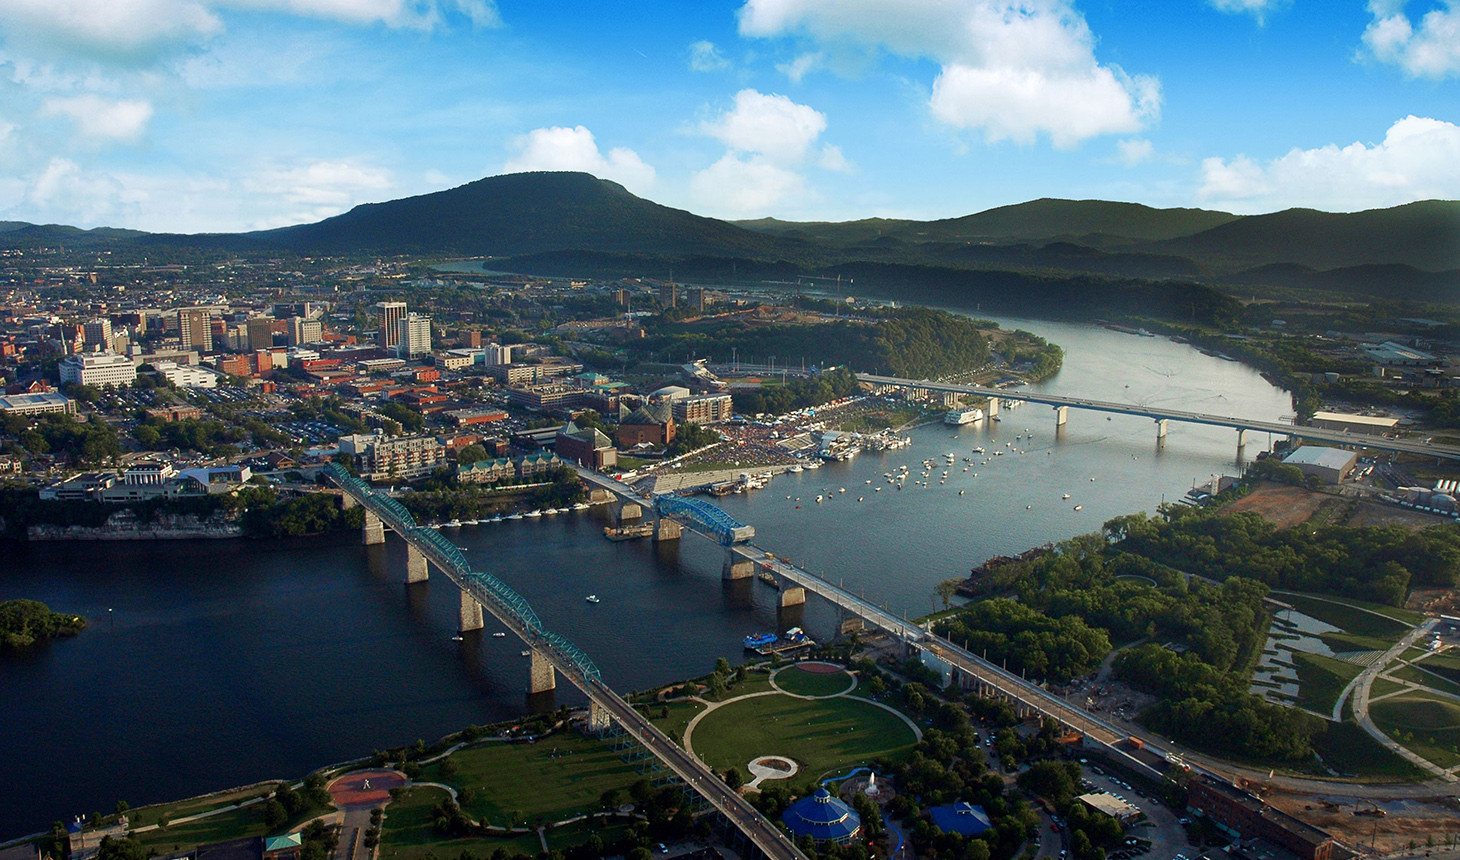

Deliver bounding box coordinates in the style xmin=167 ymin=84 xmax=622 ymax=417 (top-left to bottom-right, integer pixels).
xmin=1347 ymin=619 xmax=1454 ymax=781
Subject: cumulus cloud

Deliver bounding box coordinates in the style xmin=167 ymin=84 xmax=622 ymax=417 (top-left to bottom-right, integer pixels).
xmin=1116 ymin=137 xmax=1153 ymax=166
xmin=690 ymin=154 xmax=806 ymax=212
xmin=1197 ymin=115 xmax=1460 ymax=212
xmin=688 ymin=40 xmax=731 ymax=72
xmin=1208 ymin=0 xmax=1285 ymax=21
xmin=698 ymin=89 xmax=827 ymax=161
xmin=737 ymin=0 xmax=1158 ymax=147
xmin=503 ymin=125 xmax=656 ymax=195
xmin=41 ymin=94 xmax=154 ymax=141
xmin=0 ymin=0 xmax=500 ymax=58
xmin=777 ymin=51 xmax=823 ymax=82
xmin=244 ymin=159 xmax=393 ymax=225
xmin=691 ymin=89 xmax=845 ymax=213
xmin=1363 ymin=0 xmax=1460 ymax=78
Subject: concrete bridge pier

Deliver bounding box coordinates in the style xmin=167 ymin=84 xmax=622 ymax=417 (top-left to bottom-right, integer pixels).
xmin=617 ymin=502 xmax=643 ymax=523
xmin=362 ymin=509 xmax=385 ymax=545
xmin=587 ymin=700 xmax=612 ymax=732
xmin=985 ymin=397 xmax=999 ymax=418
xmin=528 ymin=649 xmax=556 ymax=694
xmin=722 ymin=548 xmax=754 ymax=580
xmin=339 ymin=493 xmax=357 ymax=511
xmin=459 ymin=591 xmax=484 ymax=632
xmin=1155 ymin=418 xmax=1169 ymax=446
xmin=1054 ymin=405 xmax=1068 ymax=428
xmin=654 ymin=518 xmax=682 ymax=542
xmin=1236 ymin=427 xmax=1250 ymax=464
xmin=778 ymin=582 xmax=806 ymax=608
xmin=405 ymin=544 xmax=429 ymax=583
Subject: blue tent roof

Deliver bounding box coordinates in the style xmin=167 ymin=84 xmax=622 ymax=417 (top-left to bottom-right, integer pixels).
xmin=928 ymin=802 xmax=991 ymax=836
xmin=782 ymin=789 xmax=861 ymax=842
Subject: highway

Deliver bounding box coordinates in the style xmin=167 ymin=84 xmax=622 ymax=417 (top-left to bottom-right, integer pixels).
xmin=329 ymin=467 xmax=810 ymax=860
xmin=856 ymin=373 xmax=1460 ymax=462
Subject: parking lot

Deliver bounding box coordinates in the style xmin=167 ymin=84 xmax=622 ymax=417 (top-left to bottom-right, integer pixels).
xmin=1080 ymin=761 xmax=1193 ymax=860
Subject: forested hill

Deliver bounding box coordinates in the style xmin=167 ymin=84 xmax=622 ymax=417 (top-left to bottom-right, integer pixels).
xmin=250 ymin=172 xmax=804 ymax=258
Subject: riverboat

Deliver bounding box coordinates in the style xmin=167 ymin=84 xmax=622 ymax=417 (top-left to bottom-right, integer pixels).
xmin=944 ymin=407 xmax=984 ymax=425
xmin=604 ymin=523 xmax=654 ymax=541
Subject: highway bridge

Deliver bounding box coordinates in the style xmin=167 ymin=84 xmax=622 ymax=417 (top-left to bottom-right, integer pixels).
xmin=574 ymin=465 xmax=1168 ymax=777
xmin=857 ymin=372 xmax=1460 ymax=462
xmin=325 ymin=464 xmax=809 ymax=860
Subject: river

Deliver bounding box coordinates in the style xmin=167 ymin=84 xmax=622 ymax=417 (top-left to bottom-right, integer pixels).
xmin=0 ymin=317 xmax=1294 ymax=839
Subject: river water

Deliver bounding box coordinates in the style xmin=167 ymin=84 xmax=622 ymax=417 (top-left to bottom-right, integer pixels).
xmin=0 ymin=318 xmax=1294 ymax=838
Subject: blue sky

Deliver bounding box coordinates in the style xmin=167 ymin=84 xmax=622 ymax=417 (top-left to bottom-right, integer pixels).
xmin=0 ymin=0 xmax=1457 ymax=232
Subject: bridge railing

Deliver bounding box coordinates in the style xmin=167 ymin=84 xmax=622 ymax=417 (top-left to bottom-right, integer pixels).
xmin=654 ymin=495 xmax=754 ymax=546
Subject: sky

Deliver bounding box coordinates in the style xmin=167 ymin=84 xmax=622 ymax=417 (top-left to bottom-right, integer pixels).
xmin=0 ymin=0 xmax=1457 ymax=232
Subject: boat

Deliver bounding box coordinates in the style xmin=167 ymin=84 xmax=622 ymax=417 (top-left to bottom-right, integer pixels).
xmin=572 ymin=503 xmax=589 ymax=511
xmin=544 ymin=508 xmax=559 ymax=515
xmin=507 ymin=512 xmax=523 ymax=520
xmin=944 ymin=407 xmax=984 ymax=425
xmin=788 ymin=464 xmax=803 ymax=473
xmin=491 ymin=515 xmax=504 ymax=523
xmin=804 ymin=460 xmax=821 ymax=469
xmin=744 ymin=632 xmax=778 ymax=650
xmin=464 ymin=519 xmax=479 ymax=526
xmin=526 ymin=510 xmax=542 ymax=518
xmin=1073 ymin=504 xmax=1084 ymax=511
xmin=1062 ymin=493 xmax=1071 ymax=500
xmin=604 ymin=523 xmax=654 ymax=541
xmin=451 ymin=634 xmax=463 ymax=642
xmin=444 ymin=519 xmax=462 ymax=528
xmin=521 ymin=650 xmax=531 ymax=657
xmin=492 ymin=632 xmax=506 ymax=638
xmin=585 ymin=595 xmax=600 ymax=604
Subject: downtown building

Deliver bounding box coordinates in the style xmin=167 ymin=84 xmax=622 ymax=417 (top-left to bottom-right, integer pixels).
xmin=60 ymin=352 xmax=138 ymax=387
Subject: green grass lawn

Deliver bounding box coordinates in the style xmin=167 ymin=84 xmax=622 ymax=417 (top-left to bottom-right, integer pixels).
xmin=1310 ymin=720 xmax=1427 ymax=780
xmin=131 ymin=787 xmax=272 ymax=831
xmin=1281 ymin=594 xmax=1413 ymax=639
xmin=773 ymin=665 xmax=856 ymax=698
xmin=129 ymin=796 xmax=331 ymax=855
xmin=650 ymin=699 xmax=708 ymax=744
xmin=690 ymin=693 xmax=917 ymax=781
xmin=1321 ymin=631 xmax=1399 ymax=654
xmin=420 ymin=733 xmax=638 ymax=826
xmin=1292 ymin=652 xmax=1362 ymax=714
xmin=1370 ymin=693 xmax=1460 ymax=769
xmin=1390 ymin=663 xmax=1460 ymax=697
xmin=1278 ymin=592 xmax=1423 ymax=627
xmin=1371 ymin=677 xmax=1408 ymax=699
xmin=616 ymin=456 xmax=656 ymax=471
xmin=378 ymin=785 xmax=541 ymax=860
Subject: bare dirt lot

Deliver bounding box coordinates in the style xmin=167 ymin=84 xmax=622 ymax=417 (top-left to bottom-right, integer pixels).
xmin=1265 ymin=790 xmax=1460 ymax=852
xmin=1221 ymin=483 xmax=1328 ymax=527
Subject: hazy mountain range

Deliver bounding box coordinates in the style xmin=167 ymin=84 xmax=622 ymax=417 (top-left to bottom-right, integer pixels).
xmin=4 ymin=171 xmax=1457 ymax=304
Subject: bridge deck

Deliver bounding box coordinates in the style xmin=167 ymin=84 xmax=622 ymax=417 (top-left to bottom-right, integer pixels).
xmin=329 ymin=468 xmax=807 ymax=860
xmin=857 ymin=373 xmax=1460 ymax=461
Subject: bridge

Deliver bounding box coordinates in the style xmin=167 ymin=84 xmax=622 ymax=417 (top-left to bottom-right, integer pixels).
xmin=325 ymin=464 xmax=809 ymax=860
xmin=574 ymin=465 xmax=1171 ymax=778
xmin=856 ymin=372 xmax=1460 ymax=462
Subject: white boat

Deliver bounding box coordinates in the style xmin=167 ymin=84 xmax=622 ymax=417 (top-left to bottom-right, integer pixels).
xmin=507 ymin=513 xmax=524 ymax=520
xmin=1062 ymin=493 xmax=1071 ymax=500
xmin=839 ymin=487 xmax=846 ymax=493
xmin=492 ymin=632 xmax=506 ymax=638
xmin=789 ymin=464 xmax=803 ymax=473
xmin=586 ymin=595 xmax=600 ymax=603
xmin=492 ymin=515 xmax=504 ymax=523
xmin=944 ymin=407 xmax=984 ymax=425
xmin=1073 ymin=504 xmax=1084 ymax=511
xmin=804 ymin=460 xmax=821 ymax=469
xmin=445 ymin=519 xmax=462 ymax=528
xmin=543 ymin=508 xmax=559 ymax=515
xmin=451 ymin=634 xmax=463 ymax=642
xmin=572 ymin=503 xmax=589 ymax=511
xmin=526 ymin=510 xmax=542 ymax=518
xmin=521 ymin=650 xmax=531 ymax=657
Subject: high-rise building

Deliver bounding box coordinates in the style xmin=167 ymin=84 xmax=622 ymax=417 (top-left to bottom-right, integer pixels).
xmin=287 ymin=317 xmax=324 ymax=346
xmin=397 ymin=313 xmax=432 ymax=358
xmin=82 ymin=318 xmax=113 ymax=349
xmin=659 ymin=283 xmax=677 ymax=308
xmin=246 ymin=317 xmax=276 ymax=352
xmin=487 ymin=343 xmax=513 ymax=366
xmin=59 ymin=352 xmax=138 ymax=387
xmin=178 ymin=308 xmax=213 ymax=352
xmin=376 ymin=302 xmax=407 ymax=351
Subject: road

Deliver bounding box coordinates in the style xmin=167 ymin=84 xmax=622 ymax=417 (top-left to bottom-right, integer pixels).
xmin=1349 ymin=619 xmax=1453 ymax=781
xmin=855 ymin=373 xmax=1460 ymax=462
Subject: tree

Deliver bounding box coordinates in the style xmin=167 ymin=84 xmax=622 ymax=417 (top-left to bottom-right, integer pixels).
xmin=936 ymin=578 xmax=962 ymax=610
xmin=600 ymin=789 xmax=621 ymax=810
xmin=723 ymin=767 xmax=744 ymax=790
xmin=457 ymin=444 xmax=489 ymax=465
xmin=965 ymin=839 xmax=991 ymax=860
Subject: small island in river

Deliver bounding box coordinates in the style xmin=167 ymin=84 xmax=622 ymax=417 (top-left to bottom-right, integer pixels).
xmin=0 ymin=599 xmax=87 ymax=648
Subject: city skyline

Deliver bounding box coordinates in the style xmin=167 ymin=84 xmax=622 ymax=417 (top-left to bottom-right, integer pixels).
xmin=0 ymin=0 xmax=1457 ymax=232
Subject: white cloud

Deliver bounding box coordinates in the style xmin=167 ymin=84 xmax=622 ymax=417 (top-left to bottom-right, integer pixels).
xmin=1208 ymin=0 xmax=1284 ymax=21
xmin=0 ymin=0 xmax=500 ymax=58
xmin=818 ymin=143 xmax=851 ymax=171
xmin=40 ymin=94 xmax=153 ymax=141
xmin=1116 ymin=137 xmax=1153 ymax=166
xmin=698 ymin=89 xmax=827 ymax=161
xmin=1362 ymin=0 xmax=1460 ymax=78
xmin=690 ymin=153 xmax=806 ymax=213
xmin=503 ymin=125 xmax=655 ymax=195
xmin=15 ymin=157 xmax=138 ymax=225
xmin=688 ymin=40 xmax=731 ymax=72
xmin=737 ymin=0 xmax=1159 ymax=147
xmin=1197 ymin=115 xmax=1460 ymax=212
xmin=244 ymin=159 xmax=393 ymax=226
xmin=777 ymin=51 xmax=823 ymax=82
